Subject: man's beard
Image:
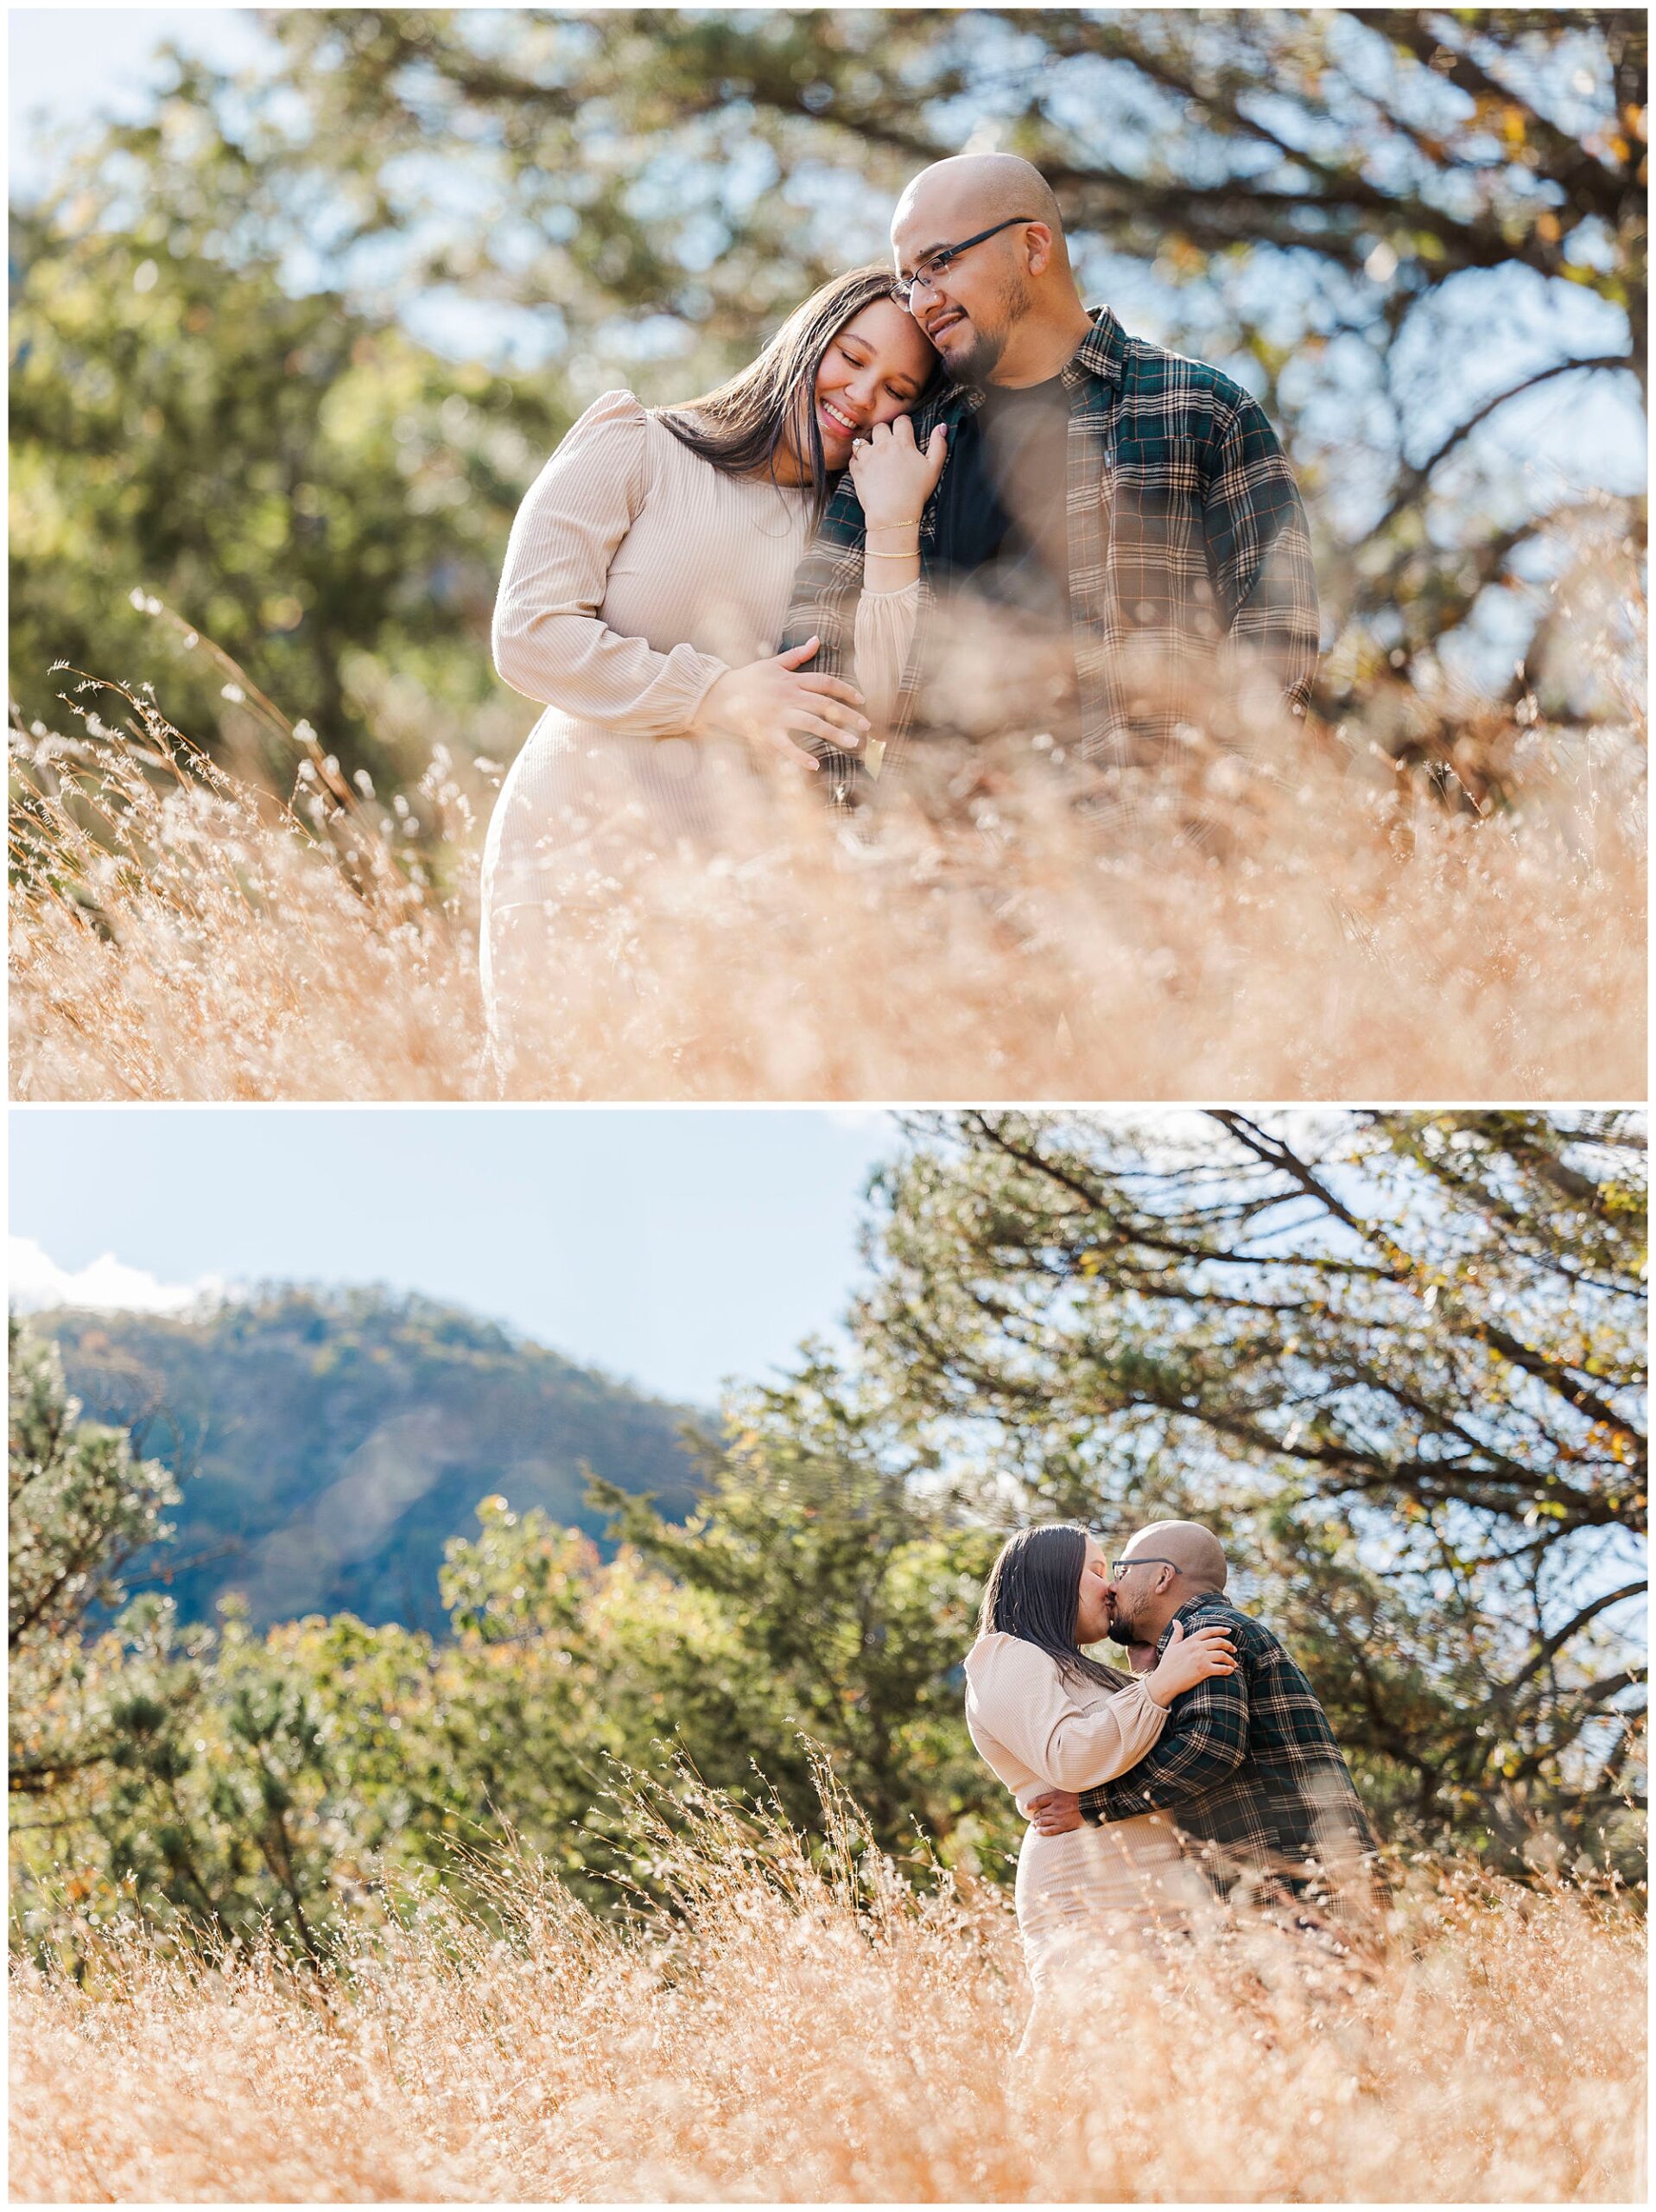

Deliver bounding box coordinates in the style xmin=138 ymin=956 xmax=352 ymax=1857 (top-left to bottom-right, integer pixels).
xmin=1108 ymin=1601 xmax=1145 ymax=1648
xmin=950 ymin=272 xmax=1031 ymax=388
xmin=951 ymin=320 xmax=1007 ymax=388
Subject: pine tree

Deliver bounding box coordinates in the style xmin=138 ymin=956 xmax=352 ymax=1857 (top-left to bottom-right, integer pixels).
xmin=859 ymin=1109 xmax=1646 ymax=1863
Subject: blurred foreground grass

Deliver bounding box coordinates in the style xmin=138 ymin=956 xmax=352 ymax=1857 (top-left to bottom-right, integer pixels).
xmin=8 ymin=1779 xmax=1644 ymax=2203
xmin=8 ymin=650 xmax=1646 ymax=1101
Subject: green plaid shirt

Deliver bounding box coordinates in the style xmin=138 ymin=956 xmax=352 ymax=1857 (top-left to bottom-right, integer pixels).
xmin=1079 ymin=1593 xmax=1380 ymax=1895
xmin=780 ymin=307 xmax=1319 ymax=804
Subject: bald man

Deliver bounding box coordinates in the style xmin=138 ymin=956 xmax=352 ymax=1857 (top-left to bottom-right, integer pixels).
xmin=779 ymin=153 xmax=1320 ymax=807
xmin=1027 ymin=1520 xmax=1383 ymax=1915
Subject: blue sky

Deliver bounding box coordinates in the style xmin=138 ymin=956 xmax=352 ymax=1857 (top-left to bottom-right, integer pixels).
xmin=7 ymin=1108 xmax=898 ymax=1407
xmin=9 ymin=8 xmax=277 ymax=191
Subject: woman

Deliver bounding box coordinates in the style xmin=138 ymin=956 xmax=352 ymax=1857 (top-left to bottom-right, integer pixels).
xmin=480 ymin=266 xmax=946 ymax=1059
xmin=966 ymin=1523 xmax=1236 ymax=2034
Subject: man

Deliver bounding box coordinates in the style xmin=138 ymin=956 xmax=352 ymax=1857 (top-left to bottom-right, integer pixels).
xmin=780 ymin=153 xmax=1320 ymax=805
xmin=1026 ymin=1520 xmax=1385 ymax=1921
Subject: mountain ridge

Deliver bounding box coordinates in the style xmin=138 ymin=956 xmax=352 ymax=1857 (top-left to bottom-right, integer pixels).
xmin=35 ymin=1286 xmax=709 ymax=1633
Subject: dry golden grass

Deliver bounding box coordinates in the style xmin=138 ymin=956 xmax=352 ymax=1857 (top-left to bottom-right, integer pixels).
xmin=8 ymin=1785 xmax=1646 ymax=2203
xmin=8 ymin=661 xmax=1646 ymax=1101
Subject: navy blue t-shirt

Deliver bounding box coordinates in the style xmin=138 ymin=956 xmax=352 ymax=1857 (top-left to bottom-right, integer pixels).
xmin=927 ymin=374 xmax=1077 ymax=731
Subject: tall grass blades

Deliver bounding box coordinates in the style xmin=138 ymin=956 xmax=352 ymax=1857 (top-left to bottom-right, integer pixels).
xmin=9 ymin=648 xmax=1646 ymax=1100
xmin=9 ymin=1785 xmax=1645 ymax=2202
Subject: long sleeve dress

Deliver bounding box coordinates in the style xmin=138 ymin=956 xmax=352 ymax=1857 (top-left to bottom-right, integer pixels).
xmin=963 ymin=1632 xmax=1215 ymax=2003
xmin=479 ymin=389 xmax=918 ymax=1043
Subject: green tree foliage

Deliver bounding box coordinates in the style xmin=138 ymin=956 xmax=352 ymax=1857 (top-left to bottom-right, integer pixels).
xmin=8 ymin=1320 xmax=180 ymax=1804
xmin=91 ymin=1595 xmax=340 ymax=1963
xmin=858 ymin=1109 xmax=1646 ymax=1863
xmin=9 ymin=1325 xmax=354 ymax=1961
xmin=9 ymin=79 xmax=567 ymax=781
xmin=10 ymin=1347 xmax=1011 ymax=1970
xmin=594 ymin=1352 xmax=1002 ymax=1849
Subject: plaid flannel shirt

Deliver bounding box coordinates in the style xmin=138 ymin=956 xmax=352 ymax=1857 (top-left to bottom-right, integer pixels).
xmin=779 ymin=306 xmax=1319 ymax=805
xmin=1080 ymin=1593 xmax=1380 ymax=1895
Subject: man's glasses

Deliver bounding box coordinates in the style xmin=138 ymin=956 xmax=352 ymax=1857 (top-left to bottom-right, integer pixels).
xmin=892 ymin=216 xmax=1038 ymax=309
xmin=1109 ymin=1557 xmax=1181 ymax=1579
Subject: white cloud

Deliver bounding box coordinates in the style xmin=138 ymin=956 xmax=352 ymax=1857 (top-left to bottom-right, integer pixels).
xmin=6 ymin=1237 xmax=226 ymax=1316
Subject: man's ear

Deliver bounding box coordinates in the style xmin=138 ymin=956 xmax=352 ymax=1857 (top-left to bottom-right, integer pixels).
xmin=1023 ymin=223 xmax=1054 ymax=277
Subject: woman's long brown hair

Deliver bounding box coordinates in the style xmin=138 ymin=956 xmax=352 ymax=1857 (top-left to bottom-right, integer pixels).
xmin=659 ymin=265 xmax=936 ymax=526
xmin=978 ymin=1523 xmax=1132 ymax=1692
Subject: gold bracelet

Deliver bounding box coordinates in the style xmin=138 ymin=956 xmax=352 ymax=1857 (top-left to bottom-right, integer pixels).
xmin=864 ymin=518 xmax=922 ymax=531
xmin=865 ymin=550 xmax=919 ymax=562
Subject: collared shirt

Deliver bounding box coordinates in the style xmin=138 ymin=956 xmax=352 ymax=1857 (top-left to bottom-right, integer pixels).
xmin=779 ymin=307 xmax=1320 ymax=806
xmin=1077 ymin=1592 xmax=1381 ymax=1896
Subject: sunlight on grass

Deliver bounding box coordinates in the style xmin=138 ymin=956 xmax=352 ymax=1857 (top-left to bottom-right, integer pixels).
xmin=8 ymin=622 xmax=1646 ymax=1101
xmin=9 ymin=1775 xmax=1644 ymax=2203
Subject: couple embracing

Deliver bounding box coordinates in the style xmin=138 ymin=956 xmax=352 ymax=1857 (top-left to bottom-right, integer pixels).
xmin=966 ymin=1519 xmax=1383 ymax=2044
xmin=481 ymin=150 xmax=1319 ymax=1047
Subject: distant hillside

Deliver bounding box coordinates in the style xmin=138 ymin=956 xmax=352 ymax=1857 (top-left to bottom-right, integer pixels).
xmin=38 ymin=1288 xmax=708 ymax=1633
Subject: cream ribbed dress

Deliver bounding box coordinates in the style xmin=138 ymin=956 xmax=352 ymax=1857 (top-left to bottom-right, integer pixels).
xmin=480 ymin=389 xmax=917 ymax=1035
xmin=964 ymin=1633 xmax=1215 ymax=2012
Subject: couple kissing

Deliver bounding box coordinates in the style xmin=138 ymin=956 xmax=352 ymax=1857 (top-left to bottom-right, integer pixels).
xmin=966 ymin=1520 xmax=1384 ymax=2044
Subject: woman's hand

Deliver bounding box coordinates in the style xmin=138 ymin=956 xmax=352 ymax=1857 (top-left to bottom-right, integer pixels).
xmin=692 ymin=639 xmax=872 ymax=769
xmin=1144 ymin=1621 xmax=1237 ymax=1709
xmin=848 ymin=417 xmax=948 ymax=531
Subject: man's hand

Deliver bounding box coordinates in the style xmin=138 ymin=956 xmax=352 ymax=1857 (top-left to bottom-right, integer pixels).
xmin=692 ymin=639 xmax=871 ymax=766
xmin=1026 ymin=1789 xmax=1083 ymax=1836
